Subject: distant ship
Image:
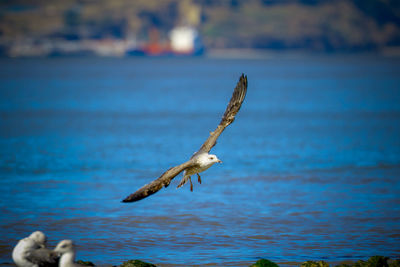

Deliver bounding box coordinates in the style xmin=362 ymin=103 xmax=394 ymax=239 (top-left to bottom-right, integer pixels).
xmin=127 ymin=26 xmax=204 ymax=56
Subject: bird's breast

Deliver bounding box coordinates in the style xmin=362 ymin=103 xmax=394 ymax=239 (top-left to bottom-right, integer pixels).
xmin=185 ymin=162 xmax=214 ymax=176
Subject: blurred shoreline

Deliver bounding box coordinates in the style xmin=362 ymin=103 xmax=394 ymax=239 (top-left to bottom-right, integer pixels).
xmin=206 ymin=47 xmax=400 ymax=59
xmin=1 ymin=1 xmax=400 ymax=59
xmin=2 ymin=44 xmax=400 ymax=59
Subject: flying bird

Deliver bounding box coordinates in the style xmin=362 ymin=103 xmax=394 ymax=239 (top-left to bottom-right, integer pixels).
xmin=122 ymin=74 xmax=248 ymax=202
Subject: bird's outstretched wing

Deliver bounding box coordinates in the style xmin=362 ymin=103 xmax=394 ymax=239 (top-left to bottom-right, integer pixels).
xmin=122 ymin=160 xmax=195 ymax=202
xmin=197 ymin=73 xmax=247 ymax=154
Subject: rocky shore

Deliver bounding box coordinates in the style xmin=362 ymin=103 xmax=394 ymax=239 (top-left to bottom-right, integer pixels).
xmin=2 ymin=255 xmax=400 ymax=266
xmin=88 ymin=256 xmax=400 ymax=267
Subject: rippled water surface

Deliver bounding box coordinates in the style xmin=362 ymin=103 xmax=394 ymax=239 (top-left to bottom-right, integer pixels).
xmin=0 ymin=56 xmax=399 ymax=266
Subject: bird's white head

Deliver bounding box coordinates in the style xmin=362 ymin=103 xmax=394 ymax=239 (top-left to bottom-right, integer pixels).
xmin=54 ymin=240 xmax=74 ymax=254
xmin=29 ymin=231 xmax=47 ymax=246
xmin=206 ymin=154 xmax=222 ymax=164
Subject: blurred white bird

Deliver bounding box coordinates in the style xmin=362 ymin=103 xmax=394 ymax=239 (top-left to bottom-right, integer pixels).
xmin=54 ymin=240 xmax=89 ymax=267
xmin=12 ymin=231 xmax=58 ymax=267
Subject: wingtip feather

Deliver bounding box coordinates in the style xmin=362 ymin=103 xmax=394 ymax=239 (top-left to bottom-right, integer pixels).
xmin=240 ymin=73 xmax=248 ymax=89
xmin=121 ymin=195 xmax=136 ymax=203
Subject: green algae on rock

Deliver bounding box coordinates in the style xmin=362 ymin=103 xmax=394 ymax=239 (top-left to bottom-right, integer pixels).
xmin=389 ymin=259 xmax=400 ymax=267
xmin=301 ymin=260 xmax=329 ymax=267
xmin=335 ymin=256 xmax=390 ymax=267
xmin=76 ymin=260 xmax=95 ymax=266
xmin=358 ymin=256 xmax=389 ymax=267
xmin=119 ymin=259 xmax=157 ymax=267
xmin=249 ymin=258 xmax=280 ymax=267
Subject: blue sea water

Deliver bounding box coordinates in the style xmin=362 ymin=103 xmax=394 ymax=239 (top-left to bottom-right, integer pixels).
xmin=0 ymin=56 xmax=399 ymax=266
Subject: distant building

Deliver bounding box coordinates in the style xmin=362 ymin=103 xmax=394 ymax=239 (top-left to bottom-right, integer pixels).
xmin=127 ymin=26 xmax=204 ymax=57
xmin=169 ymin=26 xmax=204 ymax=55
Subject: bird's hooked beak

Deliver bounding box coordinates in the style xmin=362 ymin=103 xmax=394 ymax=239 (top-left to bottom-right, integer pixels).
xmin=217 ymin=159 xmax=222 ymax=163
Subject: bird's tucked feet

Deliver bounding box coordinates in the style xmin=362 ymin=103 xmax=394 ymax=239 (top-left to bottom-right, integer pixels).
xmin=197 ymin=173 xmax=202 ymax=184
xmin=189 ymin=177 xmax=193 ymax=192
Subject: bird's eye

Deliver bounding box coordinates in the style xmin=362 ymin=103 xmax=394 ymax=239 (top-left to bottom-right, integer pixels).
xmin=209 ymin=157 xmax=214 ymax=160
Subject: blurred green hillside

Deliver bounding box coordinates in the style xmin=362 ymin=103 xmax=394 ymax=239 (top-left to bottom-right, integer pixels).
xmin=0 ymin=0 xmax=399 ymax=56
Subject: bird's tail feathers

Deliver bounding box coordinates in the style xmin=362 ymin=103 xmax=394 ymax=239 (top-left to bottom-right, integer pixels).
xmin=177 ymin=174 xmax=190 ymax=189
